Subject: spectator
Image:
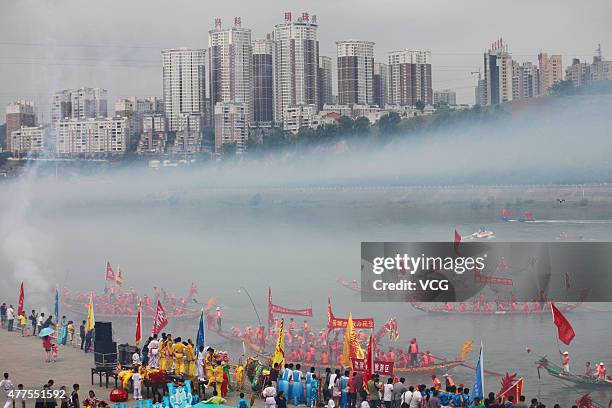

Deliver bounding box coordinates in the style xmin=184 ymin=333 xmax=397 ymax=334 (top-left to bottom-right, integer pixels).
xmin=6 ymin=305 xmax=15 ymax=332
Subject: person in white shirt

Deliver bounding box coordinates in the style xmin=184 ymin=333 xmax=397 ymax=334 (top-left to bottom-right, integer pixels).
xmin=148 ymin=335 xmax=160 ymax=369
xmin=6 ymin=306 xmax=14 ymax=332
xmin=400 ymin=387 xmax=413 ymax=408
xmin=408 ymin=387 xmax=421 ymax=408
xmin=0 ymin=372 xmax=15 ymax=408
xmin=360 ymin=395 xmax=370 ymax=408
xmin=383 ymin=379 xmax=394 ymax=408
xmin=262 ymin=381 xmax=277 ymax=408
xmin=132 ymin=371 xmax=142 ymax=400
xmin=132 ymin=352 xmax=141 ymax=366
xmin=327 ymin=398 xmax=336 ymax=408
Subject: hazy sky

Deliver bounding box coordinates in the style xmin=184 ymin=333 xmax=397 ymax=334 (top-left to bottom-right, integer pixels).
xmin=0 ymin=0 xmax=610 ymax=115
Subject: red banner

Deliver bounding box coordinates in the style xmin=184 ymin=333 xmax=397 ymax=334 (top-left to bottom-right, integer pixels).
xmin=268 ymin=288 xmax=313 ymax=324
xmin=328 ymin=298 xmax=374 ymax=331
xmin=373 ymin=361 xmax=394 ymax=376
xmin=152 ymin=300 xmax=168 ymax=335
xmin=17 ymin=281 xmax=24 ymax=316
xmin=135 ymin=302 xmax=142 ymax=346
xmin=352 ymin=358 xmax=394 ymax=376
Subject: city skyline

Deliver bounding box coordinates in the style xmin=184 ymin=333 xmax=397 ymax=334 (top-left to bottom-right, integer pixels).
xmin=1 ymin=0 xmax=610 ymax=114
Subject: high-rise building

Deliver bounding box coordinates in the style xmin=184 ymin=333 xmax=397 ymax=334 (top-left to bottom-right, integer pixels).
xmin=173 ymin=113 xmax=203 ymax=154
xmin=162 ymin=48 xmax=206 ymax=131
xmin=214 ymin=102 xmax=249 ymax=153
xmin=51 ymin=88 xmax=107 ymax=123
xmin=137 ymin=114 xmax=167 ymax=155
xmin=273 ymin=11 xmax=320 ymax=122
xmin=318 ymin=56 xmax=333 ymax=110
xmin=253 ymin=36 xmax=275 ymax=124
xmin=433 ymin=89 xmax=457 ymax=106
xmin=55 ymin=117 xmax=128 ymax=156
xmin=484 ymin=39 xmax=513 ymax=105
xmin=373 ymin=63 xmax=389 ymax=108
xmin=336 ymin=40 xmax=375 ymax=106
xmin=475 ymin=76 xmax=487 ymax=106
xmin=565 ymin=58 xmax=591 ymax=88
xmin=388 ymin=49 xmax=433 ymax=106
xmin=512 ymin=61 xmax=540 ymax=100
xmin=5 ymin=101 xmax=36 ymax=151
xmin=9 ymin=126 xmax=45 ymax=155
xmin=209 ymin=17 xmax=253 ymax=122
xmin=538 ymin=53 xmax=563 ymax=94
xmin=115 ymin=96 xmax=164 ymax=151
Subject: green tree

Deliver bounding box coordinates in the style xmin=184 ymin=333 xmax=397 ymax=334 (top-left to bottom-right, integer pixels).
xmin=415 ymin=100 xmax=425 ymax=112
xmin=378 ymin=112 xmax=401 ymax=134
xmin=353 ymin=116 xmax=371 ymax=135
xmin=338 ymin=115 xmax=354 ymax=134
xmin=550 ymin=80 xmax=576 ymax=96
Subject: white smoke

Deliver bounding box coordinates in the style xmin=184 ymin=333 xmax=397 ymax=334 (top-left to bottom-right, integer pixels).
xmin=0 ymin=163 xmax=56 ymax=310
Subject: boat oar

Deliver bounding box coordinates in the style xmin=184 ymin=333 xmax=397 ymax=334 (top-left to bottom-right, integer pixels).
xmin=459 ymin=362 xmax=504 ymax=377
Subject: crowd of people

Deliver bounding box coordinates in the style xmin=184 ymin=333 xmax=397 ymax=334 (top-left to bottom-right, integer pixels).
xmin=0 ymin=300 xmax=594 ymax=408
xmin=0 ymin=373 xmax=109 ymax=408
xmin=257 ymin=367 xmax=583 ymax=408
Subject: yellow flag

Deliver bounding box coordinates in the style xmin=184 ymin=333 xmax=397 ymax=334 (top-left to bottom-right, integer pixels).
xmin=116 ymin=266 xmax=123 ymax=287
xmin=85 ymin=293 xmax=95 ymax=332
xmin=272 ymin=319 xmax=285 ymax=367
xmin=341 ymin=312 xmax=364 ymax=368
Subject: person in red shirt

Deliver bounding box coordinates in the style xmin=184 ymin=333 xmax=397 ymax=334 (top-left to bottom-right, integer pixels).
xmin=42 ymin=335 xmax=53 ymax=363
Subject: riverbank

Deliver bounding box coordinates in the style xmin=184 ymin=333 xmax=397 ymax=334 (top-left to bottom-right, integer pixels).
xmin=0 ymin=328 xmax=243 ymax=406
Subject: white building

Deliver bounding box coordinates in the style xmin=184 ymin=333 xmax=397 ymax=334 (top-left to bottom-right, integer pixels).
xmin=51 ymin=88 xmax=107 ymax=123
xmin=433 ymin=89 xmax=457 ymax=106
xmin=9 ymin=126 xmax=45 ymax=155
xmin=388 ymin=50 xmax=433 ymax=106
xmin=162 ymin=48 xmax=207 ymax=131
xmin=273 ymin=12 xmax=319 ymax=122
xmin=55 ymin=117 xmax=128 ymax=156
xmin=283 ymin=104 xmax=318 ymax=134
xmin=336 ymin=40 xmax=375 ymax=106
xmin=115 ymin=96 xmax=164 ymax=149
xmin=138 ymin=114 xmax=168 ymax=154
xmin=209 ymin=17 xmax=253 ymax=121
xmin=373 ymin=63 xmax=389 ymax=108
xmin=214 ymin=102 xmax=249 ymax=153
xmin=484 ymin=39 xmax=513 ymax=105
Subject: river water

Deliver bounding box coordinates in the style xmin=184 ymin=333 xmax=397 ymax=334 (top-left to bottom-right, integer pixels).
xmin=2 ymin=184 xmax=612 ymax=405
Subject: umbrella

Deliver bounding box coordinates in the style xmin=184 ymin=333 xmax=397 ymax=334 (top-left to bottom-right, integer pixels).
xmin=39 ymin=327 xmax=55 ymax=337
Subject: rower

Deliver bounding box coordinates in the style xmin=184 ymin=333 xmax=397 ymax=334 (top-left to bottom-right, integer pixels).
xmin=597 ymin=362 xmax=606 ymax=380
xmin=443 ymin=374 xmax=455 ymax=391
xmin=561 ymin=351 xmax=570 ymax=373
xmin=585 ymin=361 xmax=594 ymax=377
xmin=431 ymin=374 xmax=441 ymax=390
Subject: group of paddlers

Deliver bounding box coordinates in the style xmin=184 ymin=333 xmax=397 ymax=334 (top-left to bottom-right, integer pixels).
xmin=62 ymin=287 xmax=196 ymax=316
xmin=225 ymin=320 xmax=435 ymax=369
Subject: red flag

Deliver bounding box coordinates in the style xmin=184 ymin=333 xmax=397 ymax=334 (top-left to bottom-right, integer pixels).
xmin=17 ymin=281 xmax=24 ymax=316
xmin=135 ymin=301 xmax=142 ymax=347
xmin=152 ymin=300 xmax=168 ymax=335
xmin=499 ymin=377 xmax=524 ymax=402
xmin=105 ymin=261 xmax=115 ymax=281
xmin=363 ymin=333 xmax=374 ymax=385
xmin=454 ymin=230 xmax=462 ymax=255
xmin=551 ymin=302 xmax=575 ymax=345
